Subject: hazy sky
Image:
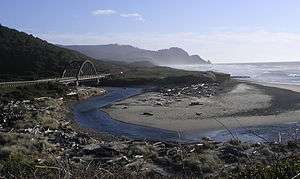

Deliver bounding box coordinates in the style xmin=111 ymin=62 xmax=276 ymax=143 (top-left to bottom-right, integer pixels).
xmin=1 ymin=0 xmax=300 ymax=63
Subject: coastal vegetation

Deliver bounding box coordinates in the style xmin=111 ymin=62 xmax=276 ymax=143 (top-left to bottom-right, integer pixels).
xmin=0 ymin=25 xmax=299 ymax=178
xmin=0 ymin=83 xmax=299 ymax=178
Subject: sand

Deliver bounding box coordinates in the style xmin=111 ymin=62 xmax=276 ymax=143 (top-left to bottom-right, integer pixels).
xmin=253 ymin=82 xmax=300 ymax=93
xmin=103 ymin=82 xmax=300 ymax=132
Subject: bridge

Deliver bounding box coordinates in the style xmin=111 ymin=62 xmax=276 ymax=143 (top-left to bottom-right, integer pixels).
xmin=0 ymin=60 xmax=111 ymax=88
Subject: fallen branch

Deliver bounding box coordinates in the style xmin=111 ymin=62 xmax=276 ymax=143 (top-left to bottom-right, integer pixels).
xmin=291 ymin=172 xmax=300 ymax=179
xmin=213 ymin=118 xmax=238 ymax=141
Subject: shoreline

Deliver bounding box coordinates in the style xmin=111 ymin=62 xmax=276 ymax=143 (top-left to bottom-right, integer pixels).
xmin=249 ymin=81 xmax=300 ymax=92
xmin=103 ymin=80 xmax=300 ymax=132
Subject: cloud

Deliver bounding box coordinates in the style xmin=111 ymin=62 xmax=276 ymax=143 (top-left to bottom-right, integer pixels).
xmin=91 ymin=10 xmax=145 ymax=22
xmin=92 ymin=9 xmax=116 ymax=16
xmin=37 ymin=30 xmax=300 ymax=63
xmin=120 ymin=13 xmax=145 ymax=22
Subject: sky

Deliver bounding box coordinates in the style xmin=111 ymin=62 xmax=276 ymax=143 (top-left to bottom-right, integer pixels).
xmin=1 ymin=0 xmax=300 ymax=63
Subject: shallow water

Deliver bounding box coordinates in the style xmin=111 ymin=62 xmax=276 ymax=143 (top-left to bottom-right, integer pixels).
xmin=187 ymin=122 xmax=300 ymax=143
xmin=73 ymin=87 xmax=300 ymax=143
xmin=73 ymin=87 xmax=184 ymax=142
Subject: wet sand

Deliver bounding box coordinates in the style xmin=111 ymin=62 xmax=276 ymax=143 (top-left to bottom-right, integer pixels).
xmin=253 ymin=82 xmax=300 ymax=92
xmin=103 ymin=82 xmax=300 ymax=132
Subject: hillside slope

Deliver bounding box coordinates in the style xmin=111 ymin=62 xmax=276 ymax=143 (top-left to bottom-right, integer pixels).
xmin=0 ymin=25 xmax=85 ymax=81
xmin=64 ymin=44 xmax=210 ymax=66
xmin=0 ymin=25 xmax=125 ymax=81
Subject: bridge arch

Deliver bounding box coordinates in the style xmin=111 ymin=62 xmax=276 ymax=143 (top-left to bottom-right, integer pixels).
xmin=77 ymin=60 xmax=98 ymax=79
xmin=61 ymin=60 xmax=98 ymax=79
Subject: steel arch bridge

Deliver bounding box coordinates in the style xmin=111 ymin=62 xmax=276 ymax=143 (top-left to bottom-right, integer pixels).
xmin=60 ymin=60 xmax=108 ymax=86
xmin=62 ymin=60 xmax=98 ymax=78
xmin=0 ymin=60 xmax=110 ymax=88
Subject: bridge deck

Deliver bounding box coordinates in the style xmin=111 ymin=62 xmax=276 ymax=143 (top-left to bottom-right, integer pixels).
xmin=0 ymin=74 xmax=110 ymax=88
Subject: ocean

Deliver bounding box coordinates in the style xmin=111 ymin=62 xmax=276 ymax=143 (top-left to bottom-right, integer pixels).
xmin=171 ymin=61 xmax=300 ymax=85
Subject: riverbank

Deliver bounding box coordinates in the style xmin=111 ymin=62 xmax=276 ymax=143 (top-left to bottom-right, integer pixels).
xmin=104 ymin=81 xmax=300 ymax=132
xmin=1 ymin=82 xmax=300 ymax=178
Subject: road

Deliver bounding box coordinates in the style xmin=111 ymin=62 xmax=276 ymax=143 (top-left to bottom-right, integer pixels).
xmin=0 ymin=74 xmax=110 ymax=88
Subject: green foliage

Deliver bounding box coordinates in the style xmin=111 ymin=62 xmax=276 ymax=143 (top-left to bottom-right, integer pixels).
xmin=0 ymin=82 xmax=70 ymax=103
xmin=0 ymin=25 xmax=116 ymax=81
xmin=236 ymin=156 xmax=300 ymax=178
xmin=0 ymin=152 xmax=35 ymax=178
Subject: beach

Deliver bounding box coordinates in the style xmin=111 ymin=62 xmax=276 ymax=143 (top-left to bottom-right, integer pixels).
xmin=253 ymin=82 xmax=300 ymax=92
xmin=103 ymin=81 xmax=300 ymax=132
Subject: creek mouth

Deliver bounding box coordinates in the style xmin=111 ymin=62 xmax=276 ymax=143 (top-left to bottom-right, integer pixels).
xmin=73 ymin=87 xmax=300 ymax=143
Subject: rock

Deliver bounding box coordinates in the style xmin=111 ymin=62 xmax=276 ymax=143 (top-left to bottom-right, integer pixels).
xmin=22 ymin=100 xmax=30 ymax=103
xmin=196 ymin=112 xmax=202 ymax=116
xmin=155 ymin=102 xmax=163 ymax=106
xmin=141 ymin=112 xmax=154 ymax=116
xmin=134 ymin=155 xmax=143 ymax=159
xmin=66 ymin=92 xmax=77 ymax=96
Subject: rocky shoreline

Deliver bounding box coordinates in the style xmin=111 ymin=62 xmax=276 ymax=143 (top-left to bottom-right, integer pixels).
xmin=0 ymin=82 xmax=300 ymax=178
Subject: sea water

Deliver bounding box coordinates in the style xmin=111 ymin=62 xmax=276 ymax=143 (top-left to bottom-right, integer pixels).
xmin=171 ymin=61 xmax=300 ymax=85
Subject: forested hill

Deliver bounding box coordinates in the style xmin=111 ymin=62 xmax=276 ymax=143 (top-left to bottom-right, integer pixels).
xmin=0 ymin=25 xmax=121 ymax=81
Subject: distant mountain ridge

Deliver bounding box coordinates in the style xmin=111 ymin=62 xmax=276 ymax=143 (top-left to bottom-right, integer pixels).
xmin=63 ymin=44 xmax=210 ymax=66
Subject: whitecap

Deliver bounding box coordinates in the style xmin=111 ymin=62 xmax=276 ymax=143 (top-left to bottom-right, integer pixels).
xmin=288 ymin=73 xmax=299 ymax=77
